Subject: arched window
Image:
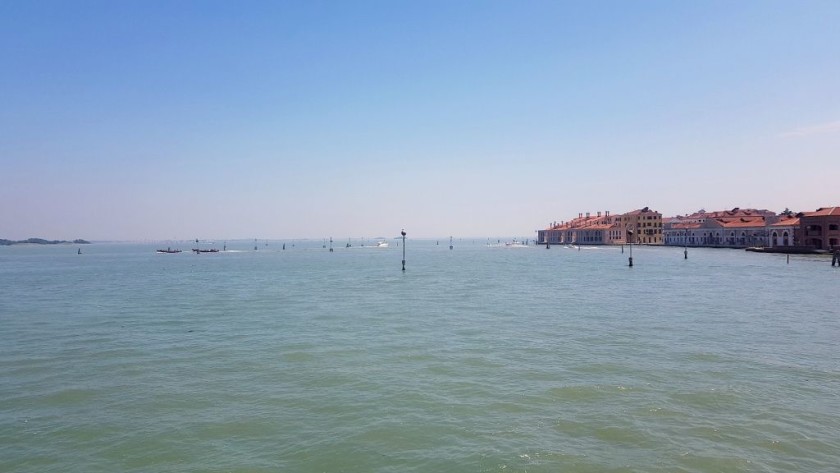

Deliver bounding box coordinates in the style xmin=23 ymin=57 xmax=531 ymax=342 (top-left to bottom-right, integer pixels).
xmin=783 ymin=231 xmax=789 ymax=246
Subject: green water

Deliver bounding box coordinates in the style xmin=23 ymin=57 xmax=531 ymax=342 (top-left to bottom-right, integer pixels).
xmin=1 ymin=241 xmax=838 ymax=472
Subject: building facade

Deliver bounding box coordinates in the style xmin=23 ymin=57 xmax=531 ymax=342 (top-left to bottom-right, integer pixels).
xmin=798 ymin=207 xmax=840 ymax=250
xmin=768 ymin=216 xmax=799 ymax=247
xmin=663 ymin=208 xmax=778 ymax=248
xmin=621 ymin=207 xmax=663 ymax=245
xmin=539 ymin=206 xmax=840 ymax=250
xmin=537 ymin=208 xmax=662 ymax=245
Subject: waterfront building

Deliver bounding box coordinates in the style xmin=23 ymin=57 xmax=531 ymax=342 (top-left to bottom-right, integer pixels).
xmin=663 ymin=219 xmax=701 ymax=246
xmin=541 ymin=206 xmax=840 ymax=251
xmin=768 ymin=216 xmax=799 ymax=248
xmin=537 ymin=208 xmax=662 ymax=245
xmin=663 ymin=208 xmax=778 ymax=248
xmin=538 ymin=212 xmax=614 ymax=245
xmin=797 ymin=207 xmax=840 ymax=250
xmin=717 ymin=217 xmax=772 ymax=247
xmin=621 ymin=207 xmax=663 ymax=245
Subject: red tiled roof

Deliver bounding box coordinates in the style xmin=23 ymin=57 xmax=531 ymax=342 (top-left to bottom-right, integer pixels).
xmin=716 ymin=217 xmax=766 ymax=228
xmin=770 ymin=217 xmax=799 ymax=227
xmin=803 ymin=207 xmax=840 ymax=217
xmin=671 ymin=223 xmax=702 ymax=229
xmin=681 ymin=208 xmax=776 ymax=220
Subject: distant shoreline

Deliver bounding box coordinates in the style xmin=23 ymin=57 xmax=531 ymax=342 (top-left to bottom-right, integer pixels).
xmin=0 ymin=238 xmax=90 ymax=246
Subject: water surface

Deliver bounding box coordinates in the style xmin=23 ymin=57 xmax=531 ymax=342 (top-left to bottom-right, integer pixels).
xmin=1 ymin=241 xmax=838 ymax=472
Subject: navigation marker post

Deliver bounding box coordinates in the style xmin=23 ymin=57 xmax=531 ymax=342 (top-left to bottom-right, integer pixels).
xmin=401 ymin=229 xmax=406 ymax=271
xmin=627 ymin=227 xmax=634 ymax=267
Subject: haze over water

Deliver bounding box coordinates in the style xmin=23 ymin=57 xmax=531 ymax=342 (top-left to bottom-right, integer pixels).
xmin=1 ymin=241 xmax=838 ymax=472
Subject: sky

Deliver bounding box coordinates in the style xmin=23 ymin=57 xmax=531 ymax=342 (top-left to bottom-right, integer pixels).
xmin=1 ymin=0 xmax=838 ymax=241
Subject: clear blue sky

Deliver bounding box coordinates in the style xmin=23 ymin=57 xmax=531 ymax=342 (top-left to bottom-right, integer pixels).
xmin=1 ymin=0 xmax=838 ymax=240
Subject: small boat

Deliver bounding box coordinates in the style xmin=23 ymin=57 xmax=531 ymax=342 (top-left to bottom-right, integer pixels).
xmin=192 ymin=248 xmax=220 ymax=254
xmin=157 ymin=247 xmax=182 ymax=254
xmin=376 ymin=241 xmax=389 ymax=248
xmin=503 ymin=240 xmax=528 ymax=248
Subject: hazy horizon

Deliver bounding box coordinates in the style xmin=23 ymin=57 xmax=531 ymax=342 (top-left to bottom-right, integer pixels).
xmin=2 ymin=1 xmax=838 ymax=241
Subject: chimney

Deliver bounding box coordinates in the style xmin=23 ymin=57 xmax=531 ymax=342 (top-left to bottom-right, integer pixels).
xmin=586 ymin=212 xmax=590 ymax=218
xmin=597 ymin=211 xmax=601 ymax=217
xmin=606 ymin=210 xmax=609 ymax=217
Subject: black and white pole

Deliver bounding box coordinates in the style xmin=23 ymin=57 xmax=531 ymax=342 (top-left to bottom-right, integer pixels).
xmin=329 ymin=237 xmax=333 ymax=252
xmin=684 ymin=230 xmax=688 ymax=259
xmin=401 ymin=229 xmax=407 ymax=271
xmin=627 ymin=227 xmax=634 ymax=267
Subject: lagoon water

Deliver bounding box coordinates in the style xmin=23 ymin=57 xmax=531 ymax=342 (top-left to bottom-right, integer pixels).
xmin=1 ymin=241 xmax=839 ymax=472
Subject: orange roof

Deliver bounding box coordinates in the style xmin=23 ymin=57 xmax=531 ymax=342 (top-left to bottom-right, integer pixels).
xmin=682 ymin=208 xmax=776 ymax=219
xmin=716 ymin=217 xmax=766 ymax=228
xmin=671 ymin=222 xmax=702 ymax=229
xmin=770 ymin=217 xmax=799 ymax=227
xmin=803 ymin=207 xmax=840 ymax=217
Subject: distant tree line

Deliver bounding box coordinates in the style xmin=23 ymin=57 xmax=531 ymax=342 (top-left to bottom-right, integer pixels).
xmin=0 ymin=238 xmax=90 ymax=246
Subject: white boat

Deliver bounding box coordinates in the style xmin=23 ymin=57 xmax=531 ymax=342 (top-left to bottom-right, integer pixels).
xmin=487 ymin=239 xmax=529 ymax=248
xmin=376 ymin=241 xmax=389 ymax=248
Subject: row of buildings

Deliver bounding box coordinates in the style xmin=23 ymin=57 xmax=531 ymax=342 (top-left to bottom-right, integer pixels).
xmin=536 ymin=206 xmax=840 ymax=251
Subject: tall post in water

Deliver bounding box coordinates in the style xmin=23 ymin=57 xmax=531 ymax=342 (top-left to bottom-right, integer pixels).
xmin=449 ymin=236 xmax=453 ymax=250
xmin=329 ymin=237 xmax=333 ymax=252
xmin=627 ymin=227 xmax=634 ymax=267
xmin=401 ymin=229 xmax=406 ymax=271
xmin=684 ymin=229 xmax=688 ymax=259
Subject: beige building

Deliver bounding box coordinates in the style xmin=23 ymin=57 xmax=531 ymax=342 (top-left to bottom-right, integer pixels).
xmin=620 ymin=207 xmax=663 ymax=245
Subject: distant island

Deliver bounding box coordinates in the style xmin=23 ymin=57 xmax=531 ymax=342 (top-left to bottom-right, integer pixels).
xmin=0 ymin=238 xmax=90 ymax=246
